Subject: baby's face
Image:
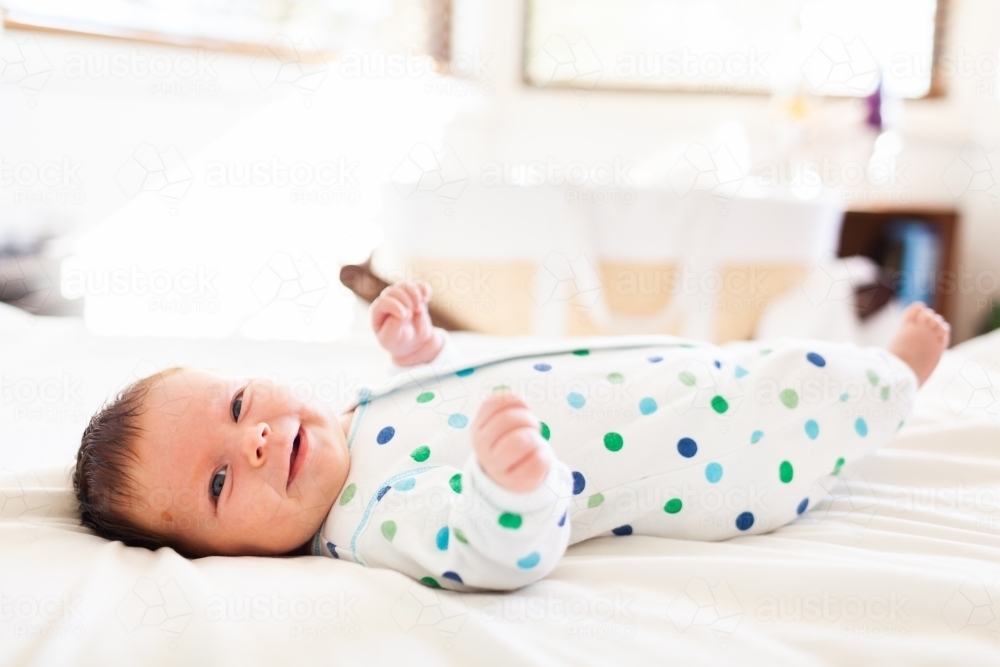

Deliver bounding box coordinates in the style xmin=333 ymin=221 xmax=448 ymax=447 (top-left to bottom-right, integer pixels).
xmin=127 ymin=368 xmax=350 ymax=557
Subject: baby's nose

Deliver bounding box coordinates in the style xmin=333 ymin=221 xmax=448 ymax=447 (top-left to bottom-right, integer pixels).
xmin=244 ymin=423 xmax=271 ymax=467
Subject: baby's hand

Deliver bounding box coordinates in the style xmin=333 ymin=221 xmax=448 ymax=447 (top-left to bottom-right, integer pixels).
xmin=470 ymin=393 xmax=552 ymax=494
xmin=370 ymin=280 xmax=444 ymax=367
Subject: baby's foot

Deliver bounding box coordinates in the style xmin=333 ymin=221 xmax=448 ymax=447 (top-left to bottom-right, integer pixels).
xmin=887 ymin=302 xmax=951 ymax=387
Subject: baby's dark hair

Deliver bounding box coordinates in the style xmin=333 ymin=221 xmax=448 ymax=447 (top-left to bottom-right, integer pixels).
xmin=73 ymin=368 xmax=184 ymax=552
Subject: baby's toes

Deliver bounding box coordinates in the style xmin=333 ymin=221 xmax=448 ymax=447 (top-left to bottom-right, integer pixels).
xmin=902 ymin=302 xmax=925 ymax=323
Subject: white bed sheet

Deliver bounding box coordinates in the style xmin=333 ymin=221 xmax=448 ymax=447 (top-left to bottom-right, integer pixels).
xmin=2 ymin=303 xmax=999 ymax=666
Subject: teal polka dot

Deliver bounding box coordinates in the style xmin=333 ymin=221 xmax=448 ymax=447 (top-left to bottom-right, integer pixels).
xmin=804 ymin=419 xmax=819 ymax=439
xmin=750 ymin=430 xmax=764 ymax=444
xmin=456 ymin=368 xmax=475 ymax=377
xmin=839 ymin=392 xmax=849 ymax=401
xmin=517 ymin=552 xmax=541 ymax=569
xmin=734 ymin=366 xmax=749 ymax=378
xmin=396 ymin=478 xmax=416 ymax=491
xmin=567 ymin=392 xmax=586 ymax=409
xmin=855 ymin=417 xmax=868 ymax=436
xmin=448 ymin=413 xmax=468 ymax=428
xmin=705 ymin=463 xmax=723 ymax=483
xmin=639 ymin=397 xmax=657 ymax=415
xmin=436 ymin=526 xmax=449 ymax=551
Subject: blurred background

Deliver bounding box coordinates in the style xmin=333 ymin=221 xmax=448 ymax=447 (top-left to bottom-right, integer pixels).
xmin=2 ymin=0 xmax=999 ymax=348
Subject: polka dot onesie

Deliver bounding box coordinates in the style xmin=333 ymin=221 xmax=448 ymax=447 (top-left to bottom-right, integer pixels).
xmin=312 ymin=334 xmax=918 ymax=592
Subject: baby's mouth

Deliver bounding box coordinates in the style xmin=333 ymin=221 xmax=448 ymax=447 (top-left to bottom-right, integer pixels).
xmin=287 ymin=426 xmax=304 ymax=490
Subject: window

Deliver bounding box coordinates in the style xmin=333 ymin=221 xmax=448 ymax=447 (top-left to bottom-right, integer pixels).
xmin=524 ymin=0 xmax=943 ymax=98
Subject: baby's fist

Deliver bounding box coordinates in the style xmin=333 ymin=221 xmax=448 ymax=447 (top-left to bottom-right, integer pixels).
xmin=470 ymin=393 xmax=552 ymax=494
xmin=370 ymin=280 xmax=443 ymax=367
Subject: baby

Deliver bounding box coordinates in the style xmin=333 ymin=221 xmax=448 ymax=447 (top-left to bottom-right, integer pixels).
xmin=73 ymin=280 xmax=950 ymax=591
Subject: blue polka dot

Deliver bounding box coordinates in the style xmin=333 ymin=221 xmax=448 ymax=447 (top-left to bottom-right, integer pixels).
xmin=534 ymin=363 xmax=551 ymax=372
xmin=395 ymin=478 xmax=415 ymax=491
xmin=376 ymin=426 xmax=395 ymax=445
xmin=326 ymin=542 xmax=339 ymax=559
xmin=442 ymin=571 xmax=463 ymax=583
xmin=558 ymin=510 xmax=567 ymax=527
xmin=713 ymin=360 xmax=722 ymax=369
xmin=612 ymin=525 xmax=633 ymax=536
xmin=376 ymin=486 xmax=390 ymax=501
xmin=517 ymin=552 xmax=541 ymax=569
xmin=736 ymin=511 xmax=755 ymax=531
xmin=806 ymin=352 xmax=826 ymax=367
xmin=804 ymin=419 xmax=820 ymax=440
xmin=456 ymin=368 xmax=475 ymax=377
xmin=750 ymin=430 xmax=764 ymax=444
xmin=436 ymin=526 xmax=449 ymax=551
xmin=705 ymin=462 xmax=723 ymax=483
xmin=567 ymin=392 xmax=586 ymax=409
xmin=677 ymin=437 xmax=698 ymax=458
xmin=855 ymin=417 xmax=868 ymax=437
xmin=639 ymin=397 xmax=657 ymax=415
xmin=572 ymin=471 xmax=586 ymax=495
xmin=796 ymin=498 xmax=809 ymax=515
xmin=648 ymin=355 xmax=663 ymax=363
xmin=448 ymin=413 xmax=469 ymax=428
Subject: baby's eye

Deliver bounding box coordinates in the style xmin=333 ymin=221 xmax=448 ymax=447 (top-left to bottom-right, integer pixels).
xmin=231 ymin=391 xmax=243 ymax=422
xmin=211 ymin=467 xmax=227 ymax=500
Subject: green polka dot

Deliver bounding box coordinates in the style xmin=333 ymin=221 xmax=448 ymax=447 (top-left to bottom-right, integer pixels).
xmin=607 ymin=372 xmax=624 ymax=384
xmin=779 ymin=388 xmax=799 ymax=409
xmin=833 ymin=457 xmax=845 ymax=475
xmin=492 ymin=385 xmax=510 ymax=393
xmin=896 ymin=420 xmax=905 ymax=432
xmin=410 ymin=445 xmax=430 ymax=462
xmin=449 ymin=473 xmax=462 ymax=493
xmin=588 ymin=493 xmax=605 ymax=508
xmin=779 ymin=460 xmax=794 ymax=483
xmin=499 ymin=512 xmax=522 ymax=529
xmin=603 ymin=432 xmax=624 ymax=452
xmin=664 ymin=498 xmax=683 ymax=514
xmin=381 ymin=520 xmax=397 ymax=541
xmin=759 ymin=348 xmax=772 ymax=355
xmin=453 ymin=527 xmax=468 ymax=544
xmin=419 ymin=576 xmax=440 ymax=588
xmin=881 ymin=386 xmax=890 ymax=401
xmin=711 ymin=395 xmax=729 ymax=414
xmin=867 ymin=369 xmax=879 ymax=386
xmin=572 ymin=349 xmax=590 ymax=356
xmin=338 ymin=483 xmax=356 ymax=506
xmin=540 ymin=422 xmax=550 ymax=440
xmin=416 ymin=391 xmax=434 ymax=403
xmin=679 ymin=371 xmax=696 ymax=386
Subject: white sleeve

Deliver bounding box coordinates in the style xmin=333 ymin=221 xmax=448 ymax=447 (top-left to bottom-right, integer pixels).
xmin=386 ymin=330 xmax=461 ymax=377
xmin=361 ymin=455 xmax=574 ymax=592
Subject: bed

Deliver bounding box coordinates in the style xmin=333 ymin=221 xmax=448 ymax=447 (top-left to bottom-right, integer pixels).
xmin=2 ymin=300 xmax=999 ymax=665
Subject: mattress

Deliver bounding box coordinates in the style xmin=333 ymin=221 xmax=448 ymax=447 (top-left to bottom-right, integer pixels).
xmin=2 ymin=301 xmax=999 ymax=665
